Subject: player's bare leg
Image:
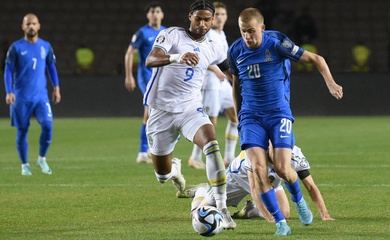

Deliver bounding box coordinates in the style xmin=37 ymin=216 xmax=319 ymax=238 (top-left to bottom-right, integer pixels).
xmin=152 ymin=153 xmax=186 ymax=192
xmin=273 ymin=148 xmax=313 ymax=226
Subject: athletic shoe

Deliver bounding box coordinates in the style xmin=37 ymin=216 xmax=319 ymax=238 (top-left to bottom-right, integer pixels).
xmin=232 ymin=200 xmax=261 ymax=219
xmin=221 ymin=208 xmax=237 ymax=229
xmin=136 ymin=152 xmax=152 ymax=164
xmin=275 ymin=221 xmax=291 ymax=236
xmin=188 ymin=158 xmax=205 ymax=169
xmin=37 ymin=158 xmax=52 ymax=175
xmin=21 ymin=165 xmax=32 ymax=176
xmin=176 ymin=182 xmax=209 ymax=198
xmin=171 ymin=158 xmax=186 ymax=192
xmin=294 ymin=198 xmax=313 ymax=226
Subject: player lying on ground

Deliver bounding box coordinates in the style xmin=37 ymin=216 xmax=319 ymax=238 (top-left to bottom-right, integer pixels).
xmin=179 ymin=145 xmax=335 ymax=222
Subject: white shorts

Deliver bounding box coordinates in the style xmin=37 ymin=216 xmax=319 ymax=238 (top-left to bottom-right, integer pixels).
xmin=147 ymin=106 xmax=212 ymax=156
xmin=202 ymin=80 xmax=234 ymax=117
xmin=205 ymin=169 xmax=286 ymax=208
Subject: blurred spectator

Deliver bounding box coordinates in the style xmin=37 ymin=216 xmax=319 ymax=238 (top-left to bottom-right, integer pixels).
xmin=351 ymin=41 xmax=371 ymax=72
xmin=75 ymin=44 xmax=94 ymax=74
xmin=293 ymin=7 xmax=317 ymax=46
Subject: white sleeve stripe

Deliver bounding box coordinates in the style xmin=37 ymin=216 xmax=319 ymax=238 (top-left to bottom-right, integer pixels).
xmin=291 ymin=45 xmax=299 ymax=55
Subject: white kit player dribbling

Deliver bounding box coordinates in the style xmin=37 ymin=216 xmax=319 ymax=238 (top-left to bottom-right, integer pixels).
xmin=143 ymin=0 xmax=236 ymax=230
xmin=188 ymin=2 xmax=238 ymax=169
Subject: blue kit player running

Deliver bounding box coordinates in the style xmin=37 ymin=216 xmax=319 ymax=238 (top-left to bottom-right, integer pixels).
xmin=4 ymin=13 xmax=61 ymax=176
xmin=228 ymin=8 xmax=343 ymax=235
xmin=124 ymin=2 xmax=166 ymax=164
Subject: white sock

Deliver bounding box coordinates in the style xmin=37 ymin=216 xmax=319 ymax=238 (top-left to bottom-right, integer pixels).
xmin=224 ymin=120 xmax=238 ymax=163
xmin=190 ymin=145 xmax=203 ymax=161
xmin=203 ymin=140 xmax=227 ymax=210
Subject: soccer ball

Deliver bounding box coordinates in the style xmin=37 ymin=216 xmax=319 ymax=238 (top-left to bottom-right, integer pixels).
xmin=192 ymin=206 xmax=224 ymax=237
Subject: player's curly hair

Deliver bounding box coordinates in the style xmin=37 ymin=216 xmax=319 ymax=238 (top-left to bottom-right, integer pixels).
xmin=190 ymin=0 xmax=215 ymax=15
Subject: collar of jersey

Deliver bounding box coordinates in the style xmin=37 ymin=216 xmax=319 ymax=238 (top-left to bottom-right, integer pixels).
xmin=186 ymin=29 xmax=207 ymax=43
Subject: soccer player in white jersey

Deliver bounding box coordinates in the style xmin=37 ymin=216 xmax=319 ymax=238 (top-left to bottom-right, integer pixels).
xmin=143 ymin=0 xmax=235 ymax=229
xmin=185 ymin=145 xmax=335 ymax=223
xmin=188 ymin=2 xmax=238 ymax=169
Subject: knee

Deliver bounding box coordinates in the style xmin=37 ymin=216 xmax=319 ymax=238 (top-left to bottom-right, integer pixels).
xmin=40 ymin=121 xmax=52 ymax=133
xmin=274 ymin=165 xmax=293 ymax=180
xmin=16 ymin=128 xmax=28 ymax=144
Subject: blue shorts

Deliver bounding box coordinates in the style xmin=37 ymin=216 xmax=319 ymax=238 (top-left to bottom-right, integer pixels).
xmin=10 ymin=99 xmax=53 ymax=128
xmin=137 ymin=70 xmax=151 ymax=95
xmin=238 ymin=111 xmax=295 ymax=150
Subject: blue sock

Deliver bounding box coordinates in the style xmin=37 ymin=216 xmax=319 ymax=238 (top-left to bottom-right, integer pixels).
xmin=16 ymin=128 xmax=28 ymax=164
xmin=139 ymin=123 xmax=148 ymax=153
xmin=39 ymin=121 xmax=52 ymax=157
xmin=260 ymin=189 xmax=285 ymax=223
xmin=284 ymin=179 xmax=303 ymax=203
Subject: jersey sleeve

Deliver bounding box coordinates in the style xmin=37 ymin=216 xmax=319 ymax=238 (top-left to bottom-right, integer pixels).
xmin=46 ymin=44 xmax=56 ymax=65
xmin=130 ymin=29 xmax=144 ymax=49
xmin=152 ymin=28 xmax=176 ymax=53
xmin=5 ymin=44 xmax=16 ymax=67
xmin=227 ymin=44 xmax=238 ymax=75
xmin=275 ymin=38 xmax=305 ymax=62
xmin=291 ymin=146 xmax=311 ymax=172
xmin=209 ymin=42 xmax=226 ymax=66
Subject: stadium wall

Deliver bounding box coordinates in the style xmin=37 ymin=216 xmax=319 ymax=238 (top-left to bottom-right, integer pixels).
xmin=0 ymin=73 xmax=389 ymax=118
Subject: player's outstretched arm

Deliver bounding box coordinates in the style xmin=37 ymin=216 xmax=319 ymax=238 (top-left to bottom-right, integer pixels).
xmin=145 ymin=48 xmax=199 ymax=68
xmin=299 ymin=50 xmax=343 ymax=100
xmin=207 ymin=65 xmax=226 ymax=81
xmin=124 ymin=46 xmax=137 ymax=92
xmin=301 ymin=175 xmax=335 ymax=220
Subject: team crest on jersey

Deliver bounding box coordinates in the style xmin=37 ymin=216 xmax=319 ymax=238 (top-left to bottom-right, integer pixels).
xmin=265 ymin=49 xmax=273 ymax=62
xmin=131 ymin=34 xmax=137 ymax=43
xmin=299 ymin=158 xmax=309 ymax=168
xmin=282 ymin=39 xmax=293 ymax=49
xmin=194 ymin=47 xmax=200 ymax=52
xmin=40 ymin=46 xmax=47 ymax=59
xmin=156 ymin=35 xmax=165 ymax=44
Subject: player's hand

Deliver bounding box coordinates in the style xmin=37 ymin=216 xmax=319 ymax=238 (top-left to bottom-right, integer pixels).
xmin=265 ymin=217 xmax=275 ymax=223
xmin=5 ymin=93 xmax=15 ymax=105
xmin=328 ymin=82 xmax=343 ymax=100
xmin=321 ymin=214 xmax=336 ymax=221
xmin=180 ymin=52 xmax=199 ymax=67
xmin=52 ymin=87 xmax=61 ymax=104
xmin=125 ymin=76 xmax=136 ymax=91
xmin=216 ymin=72 xmax=227 ymax=81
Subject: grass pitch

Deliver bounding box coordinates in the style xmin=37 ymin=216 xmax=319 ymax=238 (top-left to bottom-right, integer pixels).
xmin=1 ymin=116 xmax=389 ymax=239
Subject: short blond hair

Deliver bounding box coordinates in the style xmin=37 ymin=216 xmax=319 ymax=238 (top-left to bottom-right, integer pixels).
xmin=239 ymin=8 xmax=264 ymax=25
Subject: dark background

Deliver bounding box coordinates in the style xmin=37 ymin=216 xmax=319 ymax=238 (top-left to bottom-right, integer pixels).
xmin=1 ymin=0 xmax=389 ymax=117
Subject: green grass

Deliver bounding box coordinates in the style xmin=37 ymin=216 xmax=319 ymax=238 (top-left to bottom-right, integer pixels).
xmin=1 ymin=117 xmax=390 ymax=239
